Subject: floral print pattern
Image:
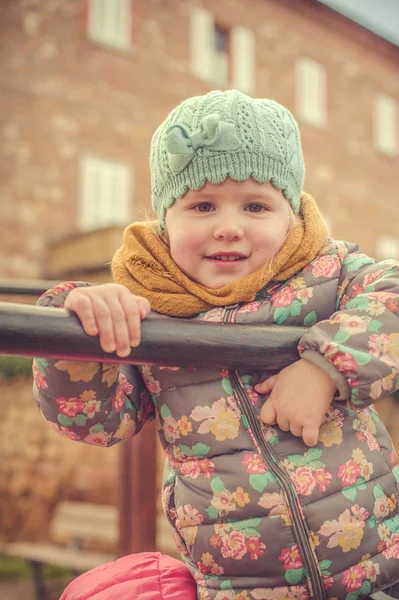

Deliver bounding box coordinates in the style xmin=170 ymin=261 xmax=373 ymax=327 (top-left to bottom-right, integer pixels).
xmin=33 ymin=240 xmax=399 ymax=599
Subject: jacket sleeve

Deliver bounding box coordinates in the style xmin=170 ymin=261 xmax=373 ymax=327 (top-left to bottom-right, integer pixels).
xmin=299 ymin=245 xmax=399 ymax=408
xmin=33 ymin=282 xmax=155 ymax=447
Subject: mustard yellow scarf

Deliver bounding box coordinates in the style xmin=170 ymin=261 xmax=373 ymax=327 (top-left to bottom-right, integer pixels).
xmin=111 ymin=193 xmax=328 ymax=317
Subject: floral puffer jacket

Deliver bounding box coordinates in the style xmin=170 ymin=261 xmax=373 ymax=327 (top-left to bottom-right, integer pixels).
xmin=33 ymin=240 xmax=399 ymax=600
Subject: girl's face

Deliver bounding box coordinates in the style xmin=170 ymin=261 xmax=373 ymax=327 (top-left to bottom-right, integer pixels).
xmin=164 ymin=178 xmax=293 ymax=289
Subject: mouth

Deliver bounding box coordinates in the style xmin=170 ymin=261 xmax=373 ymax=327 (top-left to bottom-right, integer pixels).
xmin=205 ymin=253 xmax=248 ymax=262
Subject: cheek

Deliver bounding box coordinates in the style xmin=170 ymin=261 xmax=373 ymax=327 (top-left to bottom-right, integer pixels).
xmin=253 ymin=223 xmax=288 ymax=253
xmin=168 ymin=229 xmax=203 ymax=266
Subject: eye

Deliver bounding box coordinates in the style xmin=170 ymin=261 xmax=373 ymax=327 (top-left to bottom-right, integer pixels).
xmin=194 ymin=202 xmax=214 ymax=213
xmin=246 ymin=203 xmax=268 ymax=213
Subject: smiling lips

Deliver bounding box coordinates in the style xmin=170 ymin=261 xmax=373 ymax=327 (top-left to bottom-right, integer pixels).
xmin=205 ymin=252 xmax=248 ymax=263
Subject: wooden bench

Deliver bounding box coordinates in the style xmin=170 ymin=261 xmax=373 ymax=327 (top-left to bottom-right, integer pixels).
xmin=7 ymin=501 xmax=118 ymax=600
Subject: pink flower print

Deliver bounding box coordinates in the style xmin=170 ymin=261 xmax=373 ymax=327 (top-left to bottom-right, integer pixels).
xmin=181 ymin=460 xmax=201 ymax=479
xmin=386 ymin=298 xmax=399 ymax=314
xmin=351 ymin=282 xmax=364 ymax=296
xmin=220 ymin=369 xmax=229 ymax=378
xmin=252 ymin=587 xmax=309 ymax=600
xmin=163 ymin=416 xmax=180 ymax=443
xmin=383 ymin=533 xmax=399 ymax=560
xmin=279 ymin=544 xmax=303 ymax=570
xmin=197 ymin=459 xmax=215 ymax=479
xmin=237 ymin=301 xmax=259 ymax=313
xmin=311 ymin=255 xmax=338 ymax=278
xmin=211 ymin=490 xmax=236 ymax=514
xmin=337 ymin=459 xmax=361 ymax=487
xmin=33 ymin=363 xmax=48 ymax=390
xmin=339 ymin=315 xmax=370 ymax=335
xmin=342 ymin=564 xmax=366 ymax=592
xmin=141 ymin=366 xmax=161 ymax=394
xmin=290 ymin=467 xmax=316 ymax=496
xmin=176 ymin=504 xmax=204 ymax=528
xmin=46 ymin=281 xmax=76 ymax=297
xmin=84 ymin=431 xmax=111 ymax=446
xmin=362 ymin=559 xmax=380 ymax=582
xmin=56 ymin=397 xmax=85 ymax=417
xmin=246 ymin=388 xmax=259 ymax=406
xmin=59 ymin=427 xmax=81 ymax=440
xmin=272 ymin=286 xmax=296 ymax=307
xmin=149 ymin=381 xmax=161 ymax=393
xmin=331 ymin=351 xmax=357 ymax=373
xmin=296 ymin=288 xmax=313 ymax=304
xmin=210 ymin=563 xmax=224 ymax=576
xmin=363 ymin=269 xmax=385 ymax=288
xmin=389 ymin=450 xmax=398 ymax=467
xmin=362 ymin=430 xmax=380 ymax=452
xmin=369 ymin=334 xmax=390 ymax=358
xmin=241 ymin=453 xmax=267 ymax=474
xmin=112 ymin=386 xmax=126 ymax=413
xmin=82 ymin=399 xmax=101 ymax=419
xmin=374 ymin=496 xmax=390 ymax=519
xmin=322 ymin=575 xmax=334 ymax=590
xmin=209 ymin=533 xmax=222 ymax=548
xmin=246 ymin=536 xmax=266 ymax=560
xmin=314 ymin=468 xmax=332 ymax=493
xmin=221 ymin=531 xmax=248 ymax=560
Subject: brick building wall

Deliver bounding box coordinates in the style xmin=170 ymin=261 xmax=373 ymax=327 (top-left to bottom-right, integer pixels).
xmin=0 ymin=0 xmax=398 ymax=280
xmin=0 ymin=0 xmax=398 ymax=552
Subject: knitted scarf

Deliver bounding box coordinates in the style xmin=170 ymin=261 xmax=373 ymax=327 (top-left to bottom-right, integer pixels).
xmin=111 ymin=193 xmax=328 ymax=317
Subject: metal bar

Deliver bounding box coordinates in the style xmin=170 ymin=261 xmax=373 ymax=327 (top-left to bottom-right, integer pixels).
xmin=118 ymin=424 xmax=157 ymax=556
xmin=0 ymin=279 xmax=63 ymax=296
xmin=0 ymin=302 xmax=305 ymax=369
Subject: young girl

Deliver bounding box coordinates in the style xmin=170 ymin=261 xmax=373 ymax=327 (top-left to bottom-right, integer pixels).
xmin=34 ymin=90 xmax=399 ymax=600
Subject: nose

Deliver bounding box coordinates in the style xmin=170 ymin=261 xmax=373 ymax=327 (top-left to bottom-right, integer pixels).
xmin=213 ymin=219 xmax=244 ymax=241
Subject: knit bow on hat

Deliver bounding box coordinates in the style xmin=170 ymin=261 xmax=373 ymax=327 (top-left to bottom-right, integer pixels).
xmin=166 ymin=113 xmax=241 ymax=173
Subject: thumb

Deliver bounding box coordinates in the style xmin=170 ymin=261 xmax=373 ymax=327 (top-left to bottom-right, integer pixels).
xmin=255 ymin=375 xmax=277 ymax=395
xmin=260 ymin=400 xmax=277 ymax=425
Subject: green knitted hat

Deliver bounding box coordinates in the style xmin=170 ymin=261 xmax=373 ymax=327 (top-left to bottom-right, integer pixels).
xmin=150 ymin=90 xmax=305 ymax=230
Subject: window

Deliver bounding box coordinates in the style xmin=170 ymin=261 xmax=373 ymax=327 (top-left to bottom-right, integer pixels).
xmin=373 ymin=94 xmax=398 ymax=156
xmin=79 ymin=155 xmax=132 ymax=231
xmin=214 ymin=25 xmax=229 ymax=86
xmin=87 ymin=0 xmax=132 ymax=51
xmin=190 ymin=7 xmax=256 ymax=95
xmin=375 ymin=235 xmax=399 ymax=260
xmin=296 ymin=57 xmax=327 ymax=127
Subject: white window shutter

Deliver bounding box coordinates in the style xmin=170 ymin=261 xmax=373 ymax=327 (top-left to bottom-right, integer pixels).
xmin=374 ymin=94 xmax=398 ymax=156
xmin=190 ymin=7 xmax=214 ymax=82
xmin=231 ymin=27 xmax=256 ymax=95
xmin=79 ymin=155 xmax=132 ymax=231
xmin=296 ymin=57 xmax=327 ymax=127
xmin=88 ymin=0 xmax=132 ymax=51
xmin=113 ymin=163 xmax=131 ymax=226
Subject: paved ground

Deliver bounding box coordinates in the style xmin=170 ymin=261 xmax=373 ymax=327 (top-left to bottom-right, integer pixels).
xmin=0 ymin=577 xmax=73 ymax=600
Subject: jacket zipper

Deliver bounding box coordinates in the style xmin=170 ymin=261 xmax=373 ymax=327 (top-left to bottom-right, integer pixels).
xmin=223 ymin=307 xmax=327 ymax=600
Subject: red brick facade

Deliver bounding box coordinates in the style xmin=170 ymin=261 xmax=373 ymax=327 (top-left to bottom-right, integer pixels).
xmin=0 ymin=0 xmax=398 ymax=278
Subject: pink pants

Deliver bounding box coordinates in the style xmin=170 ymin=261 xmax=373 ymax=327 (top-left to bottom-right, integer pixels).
xmin=60 ymin=552 xmax=197 ymax=600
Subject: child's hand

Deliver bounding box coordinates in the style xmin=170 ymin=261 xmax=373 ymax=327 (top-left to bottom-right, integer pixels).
xmin=64 ymin=284 xmax=151 ymax=358
xmin=256 ymin=359 xmax=337 ymax=447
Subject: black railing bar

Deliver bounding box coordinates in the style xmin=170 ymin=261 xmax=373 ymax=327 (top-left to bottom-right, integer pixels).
xmin=0 ymin=302 xmax=305 ymax=370
xmin=0 ymin=279 xmax=64 ymax=296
